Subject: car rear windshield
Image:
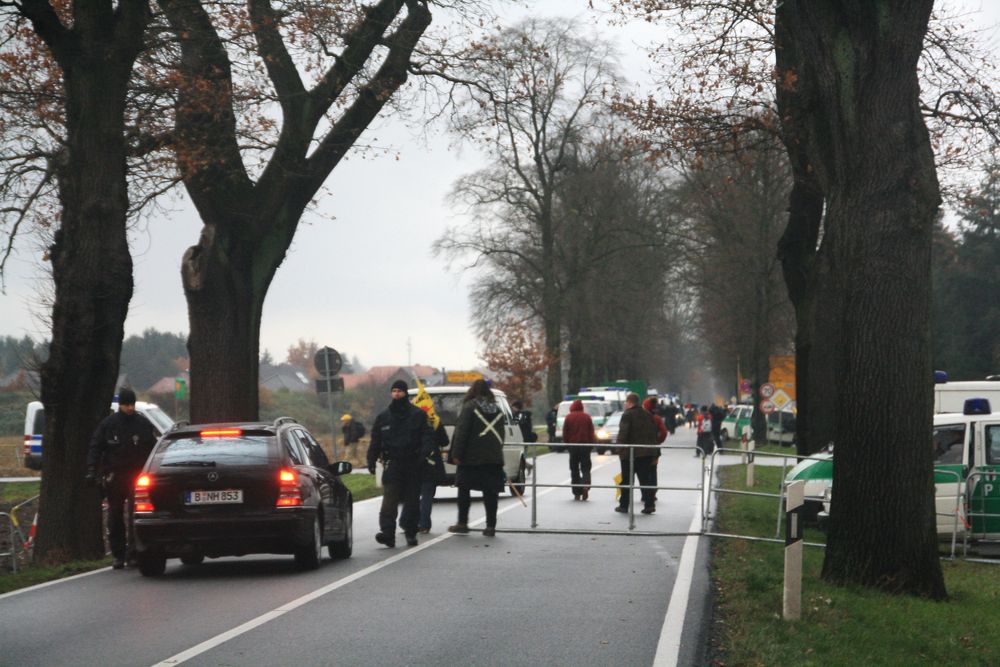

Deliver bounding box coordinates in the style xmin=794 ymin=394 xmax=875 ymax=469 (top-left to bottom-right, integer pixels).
xmin=154 ymin=434 xmax=274 ymax=467
xmin=427 ymin=395 xmax=467 ymax=426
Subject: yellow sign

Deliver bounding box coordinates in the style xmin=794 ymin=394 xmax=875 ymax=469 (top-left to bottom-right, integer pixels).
xmin=446 ymin=371 xmax=483 ymax=384
xmin=768 ymin=355 xmax=796 ymax=401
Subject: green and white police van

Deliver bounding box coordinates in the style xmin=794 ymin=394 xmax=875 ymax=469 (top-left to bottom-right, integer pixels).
xmin=785 ymin=398 xmax=1000 ymax=541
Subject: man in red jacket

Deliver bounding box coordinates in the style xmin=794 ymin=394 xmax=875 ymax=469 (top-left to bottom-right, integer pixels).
xmin=562 ymin=399 xmax=596 ymax=500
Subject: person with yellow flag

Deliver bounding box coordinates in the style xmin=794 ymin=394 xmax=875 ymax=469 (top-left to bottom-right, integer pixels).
xmin=413 ymin=379 xmax=449 ymax=534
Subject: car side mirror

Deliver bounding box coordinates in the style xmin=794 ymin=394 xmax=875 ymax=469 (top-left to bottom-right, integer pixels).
xmin=329 ymin=461 xmax=353 ymax=476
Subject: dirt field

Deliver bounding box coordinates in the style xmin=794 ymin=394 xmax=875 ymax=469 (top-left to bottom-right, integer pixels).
xmin=0 ymin=436 xmax=35 ymax=478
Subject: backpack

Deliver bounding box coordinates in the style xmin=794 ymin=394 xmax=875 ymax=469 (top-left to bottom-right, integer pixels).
xmin=352 ymin=421 xmax=366 ymax=439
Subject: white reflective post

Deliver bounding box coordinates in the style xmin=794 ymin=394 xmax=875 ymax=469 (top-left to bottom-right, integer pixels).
xmin=784 ymin=480 xmax=804 ymax=620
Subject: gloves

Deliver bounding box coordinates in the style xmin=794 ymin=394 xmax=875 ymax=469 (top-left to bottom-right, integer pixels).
xmin=84 ymin=468 xmax=97 ymax=486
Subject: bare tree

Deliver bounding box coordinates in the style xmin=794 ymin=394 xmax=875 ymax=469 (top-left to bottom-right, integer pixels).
xmin=435 ymin=18 xmax=621 ymax=406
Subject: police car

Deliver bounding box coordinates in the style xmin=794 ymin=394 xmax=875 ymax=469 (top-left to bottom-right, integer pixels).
xmin=408 ymin=385 xmax=529 ymax=494
xmin=785 ymin=398 xmax=1000 ymax=541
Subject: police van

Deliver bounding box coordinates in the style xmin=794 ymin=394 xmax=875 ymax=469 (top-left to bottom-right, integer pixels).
xmin=407 ymin=385 xmax=529 ymax=494
xmin=22 ymin=399 xmax=175 ymax=470
xmin=785 ymin=397 xmax=1000 ymax=542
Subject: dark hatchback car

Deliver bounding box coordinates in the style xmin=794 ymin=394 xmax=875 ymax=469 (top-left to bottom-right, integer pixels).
xmin=132 ymin=417 xmax=353 ymax=577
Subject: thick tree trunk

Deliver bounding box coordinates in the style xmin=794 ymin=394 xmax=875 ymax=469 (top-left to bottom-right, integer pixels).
xmin=779 ymin=0 xmax=945 ymax=598
xmin=183 ymin=223 xmax=283 ymax=422
xmin=34 ymin=42 xmax=139 ymax=562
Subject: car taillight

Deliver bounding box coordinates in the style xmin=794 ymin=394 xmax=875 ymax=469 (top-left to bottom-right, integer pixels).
xmin=134 ymin=474 xmax=154 ymax=513
xmin=22 ymin=435 xmax=30 ymax=454
xmin=276 ymin=468 xmax=302 ymax=507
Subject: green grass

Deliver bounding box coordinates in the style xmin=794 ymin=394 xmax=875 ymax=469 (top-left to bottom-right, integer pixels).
xmin=713 ymin=465 xmax=1000 ymax=666
xmin=1 ymin=481 xmax=39 ymax=505
xmin=342 ymin=473 xmax=382 ymax=502
xmin=0 ymin=558 xmax=111 ymax=595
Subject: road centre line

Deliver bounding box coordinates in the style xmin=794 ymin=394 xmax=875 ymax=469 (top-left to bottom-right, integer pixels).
xmin=151 ymin=475 xmax=569 ymax=666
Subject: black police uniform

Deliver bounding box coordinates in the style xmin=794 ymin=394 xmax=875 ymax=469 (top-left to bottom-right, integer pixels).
xmin=367 ymin=398 xmax=433 ymax=546
xmin=86 ymin=409 xmax=158 ymax=563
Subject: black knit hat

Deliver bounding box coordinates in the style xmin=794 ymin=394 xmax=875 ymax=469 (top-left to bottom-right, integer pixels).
xmin=118 ymin=387 xmax=137 ymax=405
xmin=391 ymin=379 xmax=409 ymax=393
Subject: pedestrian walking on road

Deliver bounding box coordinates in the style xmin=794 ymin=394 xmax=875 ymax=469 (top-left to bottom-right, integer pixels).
xmin=615 ymin=393 xmax=661 ymax=515
xmin=546 ymin=404 xmax=558 ymax=443
xmin=709 ymin=403 xmax=725 ymax=452
xmin=85 ymin=387 xmax=158 ymax=570
xmin=367 ymin=380 xmax=434 ymax=548
xmin=685 ymin=405 xmax=696 ymax=429
xmin=562 ymin=399 xmax=596 ymax=500
xmin=448 ymin=379 xmax=506 ymax=537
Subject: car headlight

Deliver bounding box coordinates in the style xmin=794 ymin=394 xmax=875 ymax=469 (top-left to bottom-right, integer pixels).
xmin=596 ymin=428 xmax=609 ymax=441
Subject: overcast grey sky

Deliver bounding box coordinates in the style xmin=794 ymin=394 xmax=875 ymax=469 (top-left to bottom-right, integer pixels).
xmin=1 ymin=1 xmax=997 ymax=371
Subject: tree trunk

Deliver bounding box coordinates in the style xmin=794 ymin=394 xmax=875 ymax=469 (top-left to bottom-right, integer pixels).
xmin=183 ymin=221 xmax=286 ymax=423
xmin=34 ymin=31 xmax=142 ymax=561
xmin=779 ymin=0 xmax=945 ymax=598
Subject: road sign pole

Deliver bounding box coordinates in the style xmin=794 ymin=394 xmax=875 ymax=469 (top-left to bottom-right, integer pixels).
xmin=324 ymin=354 xmax=339 ymax=461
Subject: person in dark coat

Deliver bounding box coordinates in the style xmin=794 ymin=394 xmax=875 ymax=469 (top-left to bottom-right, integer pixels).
xmin=663 ymin=402 xmax=679 ymax=434
xmin=709 ymin=403 xmax=726 ymax=452
xmin=85 ymin=387 xmax=158 ymax=569
xmin=562 ymin=399 xmax=596 ymax=500
xmin=696 ymin=405 xmax=715 ymax=457
xmin=511 ymin=400 xmax=538 ymax=442
xmin=448 ymin=379 xmax=505 ymax=537
xmin=545 ymin=405 xmax=558 ymax=443
xmin=367 ymin=380 xmax=434 ymax=547
xmin=615 ymin=392 xmax=661 ymax=514
xmin=417 ymin=423 xmax=449 ymax=534
xmin=341 ymin=414 xmax=365 ymax=445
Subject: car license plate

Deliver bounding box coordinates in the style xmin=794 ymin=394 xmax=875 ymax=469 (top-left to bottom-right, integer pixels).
xmin=185 ymin=489 xmax=243 ymax=505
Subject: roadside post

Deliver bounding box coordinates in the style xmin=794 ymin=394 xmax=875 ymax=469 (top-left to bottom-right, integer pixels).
xmin=784 ymin=480 xmax=804 ymax=620
xmin=743 ymin=431 xmax=755 ymax=488
xmin=314 ymin=346 xmax=344 ymax=460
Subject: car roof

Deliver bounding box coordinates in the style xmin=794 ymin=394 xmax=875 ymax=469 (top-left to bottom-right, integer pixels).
xmin=408 ymin=385 xmax=507 ymax=396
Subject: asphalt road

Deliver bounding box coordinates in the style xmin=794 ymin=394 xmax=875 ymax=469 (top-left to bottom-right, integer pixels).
xmin=0 ymin=428 xmax=716 ymax=667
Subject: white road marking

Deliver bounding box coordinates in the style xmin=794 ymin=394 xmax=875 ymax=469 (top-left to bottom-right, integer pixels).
xmin=652 ymin=464 xmax=708 ymax=667
xmin=151 ymin=476 xmax=568 ymax=666
xmin=0 ymin=565 xmax=111 ymax=601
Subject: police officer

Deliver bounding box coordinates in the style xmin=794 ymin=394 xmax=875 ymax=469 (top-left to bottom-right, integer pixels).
xmin=85 ymin=387 xmax=158 ymax=569
xmin=367 ymin=380 xmax=433 ymax=548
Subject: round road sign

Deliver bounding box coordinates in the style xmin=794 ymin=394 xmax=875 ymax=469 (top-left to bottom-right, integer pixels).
xmin=760 ymin=399 xmax=776 ymax=415
xmin=759 ymin=383 xmax=776 ymax=399
xmin=314 ymin=346 xmax=343 ymax=376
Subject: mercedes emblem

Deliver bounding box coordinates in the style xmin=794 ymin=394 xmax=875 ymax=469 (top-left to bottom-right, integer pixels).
xmin=207 ymin=472 xmax=220 ymax=482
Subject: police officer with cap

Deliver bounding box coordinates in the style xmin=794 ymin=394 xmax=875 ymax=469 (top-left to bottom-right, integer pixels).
xmin=86 ymin=387 xmax=158 ymax=569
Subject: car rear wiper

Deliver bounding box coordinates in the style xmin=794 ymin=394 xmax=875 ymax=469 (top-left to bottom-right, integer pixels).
xmin=161 ymin=460 xmax=217 ymax=467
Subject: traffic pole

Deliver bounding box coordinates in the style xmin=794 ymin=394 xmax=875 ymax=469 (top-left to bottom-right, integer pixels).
xmin=784 ymin=480 xmax=804 ymax=620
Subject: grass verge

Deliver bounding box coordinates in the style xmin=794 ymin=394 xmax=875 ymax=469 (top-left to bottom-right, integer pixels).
xmin=1 ymin=481 xmax=39 ymax=505
xmin=713 ymin=464 xmax=1000 ymax=666
xmin=342 ymin=473 xmax=382 ymax=502
xmin=0 ymin=558 xmax=111 ymax=595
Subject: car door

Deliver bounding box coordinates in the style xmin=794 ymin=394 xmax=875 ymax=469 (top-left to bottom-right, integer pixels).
xmin=932 ymin=421 xmax=968 ymax=537
xmin=968 ymin=421 xmax=1000 ymax=540
xmin=293 ymin=428 xmax=344 ymax=540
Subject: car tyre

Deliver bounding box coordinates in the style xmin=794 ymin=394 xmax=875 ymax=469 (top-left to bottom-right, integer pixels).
xmin=138 ymin=552 xmax=166 ymax=577
xmin=510 ymin=457 xmax=527 ymax=496
xmin=180 ymin=554 xmax=204 ymax=566
xmin=328 ymin=505 xmax=353 ymax=559
xmin=294 ymin=515 xmax=322 ymax=570
xmin=721 ymin=428 xmax=730 ymax=441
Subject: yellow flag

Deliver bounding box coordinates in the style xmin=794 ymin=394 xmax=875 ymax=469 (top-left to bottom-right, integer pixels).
xmin=411 ymin=378 xmax=440 ymax=429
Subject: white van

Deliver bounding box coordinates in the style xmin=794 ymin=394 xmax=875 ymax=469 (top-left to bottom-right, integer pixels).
xmin=934 ymin=379 xmax=1000 ymax=413
xmin=23 ymin=400 xmax=175 ymax=470
xmin=407 ymin=385 xmax=528 ymax=494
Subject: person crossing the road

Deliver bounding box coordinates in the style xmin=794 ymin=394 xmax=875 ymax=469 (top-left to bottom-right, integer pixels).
xmin=562 ymin=399 xmax=596 ymax=500
xmin=85 ymin=387 xmax=158 ymax=570
xmin=615 ymin=392 xmax=661 ymax=515
xmin=448 ymin=379 xmax=506 ymax=537
xmin=367 ymin=379 xmax=434 ymax=548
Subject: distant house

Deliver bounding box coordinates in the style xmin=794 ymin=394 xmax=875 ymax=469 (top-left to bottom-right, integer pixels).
xmin=260 ymin=364 xmax=312 ymax=393
xmin=146 ymin=372 xmax=190 ymax=395
xmin=340 ymin=365 xmax=440 ymax=392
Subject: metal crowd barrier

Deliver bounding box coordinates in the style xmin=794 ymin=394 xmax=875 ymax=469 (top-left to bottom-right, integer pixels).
xmin=518 ymin=441 xmax=707 ymax=536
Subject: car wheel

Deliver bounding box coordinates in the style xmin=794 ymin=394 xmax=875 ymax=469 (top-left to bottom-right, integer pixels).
xmin=294 ymin=514 xmax=322 ymax=570
xmin=510 ymin=457 xmax=527 ymax=496
xmin=328 ymin=506 xmax=353 ymax=559
xmin=180 ymin=554 xmax=204 ymax=566
xmin=721 ymin=428 xmax=730 ymax=441
xmin=138 ymin=552 xmax=166 ymax=577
